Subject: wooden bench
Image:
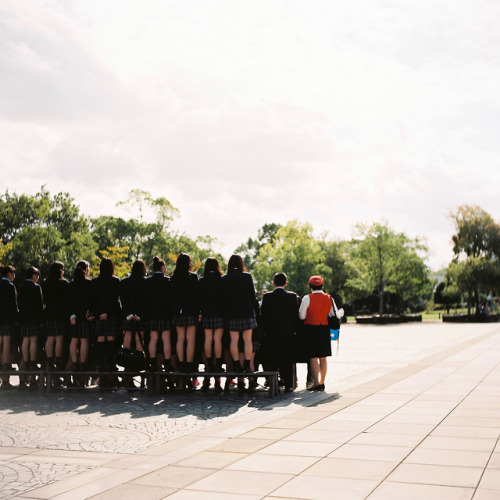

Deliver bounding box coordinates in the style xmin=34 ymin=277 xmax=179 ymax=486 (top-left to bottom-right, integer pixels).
xmin=2 ymin=369 xmax=280 ymax=397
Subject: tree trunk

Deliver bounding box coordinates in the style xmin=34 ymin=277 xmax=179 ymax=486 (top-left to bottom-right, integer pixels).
xmin=379 ymin=286 xmax=384 ymax=316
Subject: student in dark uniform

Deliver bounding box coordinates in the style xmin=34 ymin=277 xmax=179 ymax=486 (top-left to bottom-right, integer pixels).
xmin=42 ymin=261 xmax=69 ymax=372
xmin=0 ymin=265 xmax=19 ymax=389
xmin=144 ymin=256 xmax=172 ymax=372
xmin=221 ymin=254 xmax=260 ymax=373
xmin=260 ymin=272 xmax=300 ymax=392
xmin=91 ymin=258 xmax=121 ymax=371
xmin=67 ymin=260 xmax=94 ymax=377
xmin=199 ymin=258 xmax=225 ymax=372
xmin=171 ymin=253 xmax=199 ymax=372
xmin=18 ymin=266 xmax=44 ymax=386
xmin=120 ymin=260 xmax=146 ymax=352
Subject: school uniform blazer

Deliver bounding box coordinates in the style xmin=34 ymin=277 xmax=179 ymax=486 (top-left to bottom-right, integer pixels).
xmin=67 ymin=278 xmax=93 ymax=321
xmin=42 ymin=278 xmax=69 ymax=322
xmin=18 ymin=280 xmax=44 ymax=325
xmin=221 ymin=269 xmax=259 ymax=320
xmin=171 ymin=272 xmax=199 ymax=317
xmin=260 ymin=287 xmax=300 ymax=339
xmin=144 ymin=272 xmax=172 ymax=320
xmin=198 ymin=272 xmax=224 ymax=317
xmin=0 ymin=278 xmax=19 ymax=324
xmin=120 ymin=275 xmax=146 ymax=318
xmin=91 ymin=275 xmax=121 ymax=320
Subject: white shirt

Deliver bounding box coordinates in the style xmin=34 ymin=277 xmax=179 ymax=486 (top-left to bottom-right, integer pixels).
xmin=299 ymin=291 xmax=334 ymax=320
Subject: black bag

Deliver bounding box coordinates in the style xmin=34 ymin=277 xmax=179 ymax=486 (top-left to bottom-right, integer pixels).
xmin=328 ymin=297 xmax=341 ymax=331
xmin=117 ymin=347 xmax=146 ymax=371
xmin=328 ymin=314 xmax=341 ymax=331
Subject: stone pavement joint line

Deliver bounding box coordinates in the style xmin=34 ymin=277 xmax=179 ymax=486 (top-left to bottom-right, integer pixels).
xmin=2 ymin=324 xmax=500 ymax=499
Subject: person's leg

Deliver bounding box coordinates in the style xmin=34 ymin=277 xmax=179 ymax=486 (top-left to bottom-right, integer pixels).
xmin=204 ymin=329 xmax=214 ymax=359
xmin=161 ymin=330 xmax=173 ymax=371
xmin=55 ymin=335 xmax=64 ymax=358
xmin=149 ymin=331 xmax=158 ymax=359
xmin=319 ymin=357 xmax=327 ymax=386
xmin=21 ymin=337 xmax=30 ymax=363
xmin=1 ymin=335 xmax=12 ymax=387
xmin=29 ymin=336 xmax=37 ymax=362
xmin=309 ymin=357 xmax=320 ymax=387
xmin=214 ymin=328 xmax=223 ymax=358
xmin=135 ymin=331 xmax=144 ymax=351
xmin=79 ymin=338 xmax=89 ymax=364
xmin=281 ymin=340 xmax=294 ymax=390
xmin=176 ymin=326 xmax=186 ymax=363
xmin=122 ymin=330 xmax=133 ymax=349
xmin=185 ymin=325 xmax=196 ymax=362
xmin=69 ymin=338 xmax=79 ymax=363
xmin=45 ymin=335 xmax=54 ymax=360
xmin=242 ymin=329 xmax=253 ymax=372
xmin=229 ymin=331 xmax=240 ymax=363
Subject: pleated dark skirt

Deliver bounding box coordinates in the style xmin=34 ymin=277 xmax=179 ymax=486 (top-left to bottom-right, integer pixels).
xmin=306 ymin=324 xmax=331 ymax=358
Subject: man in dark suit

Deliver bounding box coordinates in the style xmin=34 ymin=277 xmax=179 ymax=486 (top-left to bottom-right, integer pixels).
xmin=260 ymin=272 xmax=300 ymax=392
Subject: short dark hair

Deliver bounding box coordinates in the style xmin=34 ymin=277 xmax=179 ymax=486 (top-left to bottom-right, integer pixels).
xmin=99 ymin=258 xmax=114 ymax=277
xmin=26 ymin=266 xmax=40 ymax=280
xmin=76 ymin=260 xmax=89 ymax=271
xmin=310 ymin=284 xmax=323 ymax=291
xmin=0 ymin=265 xmax=15 ymax=278
xmin=273 ymin=272 xmax=287 ymax=287
xmin=48 ymin=261 xmax=65 ymax=281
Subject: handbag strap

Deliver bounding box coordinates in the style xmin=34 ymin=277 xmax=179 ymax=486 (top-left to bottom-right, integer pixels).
xmin=130 ymin=319 xmax=146 ymax=352
xmin=331 ymin=296 xmax=340 ymax=318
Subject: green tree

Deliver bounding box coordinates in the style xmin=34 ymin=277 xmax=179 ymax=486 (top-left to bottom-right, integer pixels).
xmin=434 ymin=282 xmax=462 ymax=314
xmin=253 ymin=220 xmax=329 ymax=296
xmin=450 ymin=205 xmax=499 ymax=259
xmin=0 ymin=187 xmax=96 ymax=279
xmin=347 ymin=222 xmax=429 ymax=315
xmin=448 ymin=205 xmax=500 ymax=314
xmin=320 ymin=239 xmax=357 ymax=302
xmin=235 ymin=223 xmax=282 ymax=272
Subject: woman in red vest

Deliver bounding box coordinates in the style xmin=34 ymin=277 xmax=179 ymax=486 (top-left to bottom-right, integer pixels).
xmin=299 ymin=275 xmax=335 ymax=391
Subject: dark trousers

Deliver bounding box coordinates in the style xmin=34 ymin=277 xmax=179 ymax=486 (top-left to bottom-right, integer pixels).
xmin=265 ymin=337 xmax=294 ymax=389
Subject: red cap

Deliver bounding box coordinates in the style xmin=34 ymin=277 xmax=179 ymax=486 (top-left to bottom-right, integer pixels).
xmin=309 ymin=275 xmax=324 ymax=286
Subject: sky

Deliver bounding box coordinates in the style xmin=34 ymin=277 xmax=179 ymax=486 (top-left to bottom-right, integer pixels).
xmin=1 ymin=0 xmax=499 ymax=270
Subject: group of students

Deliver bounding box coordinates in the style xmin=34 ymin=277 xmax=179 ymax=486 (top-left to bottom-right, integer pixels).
xmin=0 ymin=252 xmax=343 ymax=392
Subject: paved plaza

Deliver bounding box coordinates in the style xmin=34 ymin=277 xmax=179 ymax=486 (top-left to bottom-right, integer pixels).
xmin=1 ymin=322 xmax=500 ymax=499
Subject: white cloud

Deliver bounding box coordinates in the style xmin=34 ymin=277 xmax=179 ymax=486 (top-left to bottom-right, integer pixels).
xmin=1 ymin=0 xmax=499 ymax=270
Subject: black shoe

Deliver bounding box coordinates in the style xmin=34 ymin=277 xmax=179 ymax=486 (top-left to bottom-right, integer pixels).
xmin=307 ymin=385 xmax=319 ymax=391
xmin=201 ymin=379 xmax=210 ymax=392
xmin=247 ymin=380 xmax=258 ymax=392
xmin=214 ymin=379 xmax=223 ymax=393
xmin=233 ymin=361 xmax=243 ymax=373
xmin=317 ymin=384 xmax=325 ymax=391
xmin=243 ymin=360 xmax=252 ymax=373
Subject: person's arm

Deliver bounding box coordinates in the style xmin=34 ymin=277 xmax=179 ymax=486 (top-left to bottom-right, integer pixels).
xmin=260 ymin=294 xmax=270 ymax=334
xmin=298 ymin=294 xmax=310 ymax=320
xmin=36 ymin=284 xmax=44 ymax=325
xmin=292 ymin=293 xmax=300 ymax=333
xmin=247 ymin=274 xmax=260 ymax=319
